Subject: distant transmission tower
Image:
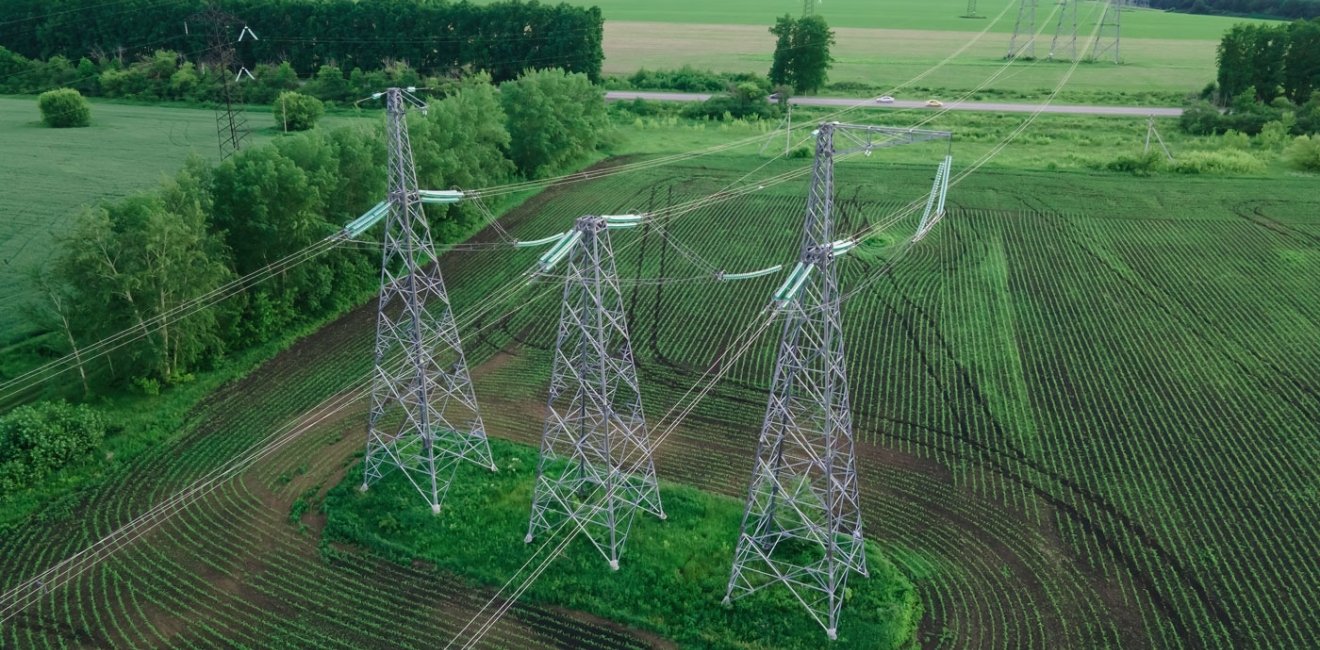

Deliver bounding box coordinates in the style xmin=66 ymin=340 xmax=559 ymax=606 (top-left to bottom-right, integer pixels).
xmin=361 ymin=87 xmax=496 ymax=514
xmin=1006 ymin=0 xmax=1038 ymax=59
xmin=193 ymin=7 xmax=252 ymax=160
xmin=525 ymin=215 xmax=664 ymax=570
xmin=964 ymin=0 xmax=981 ymax=18
xmin=1049 ymin=0 xmax=1078 ymax=61
xmin=802 ymin=0 xmax=818 ymax=17
xmin=1089 ymin=0 xmax=1123 ymax=63
xmin=724 ymin=122 xmax=950 ymax=639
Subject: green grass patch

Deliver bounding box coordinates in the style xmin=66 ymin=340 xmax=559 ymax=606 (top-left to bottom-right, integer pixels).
xmin=322 ymin=438 xmax=922 ymax=650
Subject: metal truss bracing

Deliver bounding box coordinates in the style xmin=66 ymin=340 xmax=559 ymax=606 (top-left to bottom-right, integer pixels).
xmin=193 ymin=6 xmax=249 ymax=160
xmin=525 ymin=215 xmax=664 ymax=570
xmin=362 ymin=87 xmax=495 ymax=514
xmin=1090 ymin=0 xmax=1123 ymax=64
xmin=726 ymin=122 xmax=951 ymax=640
xmin=964 ymin=0 xmax=980 ymax=18
xmin=1049 ymin=0 xmax=1079 ymax=61
xmin=1006 ymin=0 xmax=1038 ymax=59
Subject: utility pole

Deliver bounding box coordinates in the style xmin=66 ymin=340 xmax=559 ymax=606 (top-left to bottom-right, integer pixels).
xmin=1006 ymin=0 xmax=1038 ymax=59
xmin=525 ymin=215 xmax=665 ymax=570
xmin=1090 ymin=0 xmax=1122 ymax=64
xmin=724 ymin=122 xmax=951 ymax=640
xmin=1145 ymin=115 xmax=1174 ymax=161
xmin=1049 ymin=0 xmax=1078 ymax=61
xmin=786 ymin=103 xmax=792 ymax=156
xmin=193 ymin=6 xmax=252 ymax=160
xmin=361 ymin=87 xmax=496 ymax=514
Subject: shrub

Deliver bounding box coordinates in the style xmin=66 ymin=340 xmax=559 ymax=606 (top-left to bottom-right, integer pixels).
xmin=1103 ymin=151 xmax=1162 ymax=175
xmin=1284 ymin=135 xmax=1320 ymax=171
xmin=1221 ymin=129 xmax=1251 ymax=149
xmin=274 ymin=91 xmax=324 ymax=131
xmin=37 ymin=88 xmax=91 ymax=127
xmin=0 ymin=401 xmax=107 ymax=495
xmin=1167 ymin=149 xmax=1265 ymax=175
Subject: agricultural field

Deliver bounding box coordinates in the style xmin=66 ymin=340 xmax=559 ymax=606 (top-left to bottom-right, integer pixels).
xmin=485 ymin=0 xmax=1273 ymax=99
xmin=1 ymin=122 xmax=1316 ymax=649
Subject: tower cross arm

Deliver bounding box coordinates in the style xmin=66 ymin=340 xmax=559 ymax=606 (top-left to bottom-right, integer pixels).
xmin=827 ymin=123 xmax=952 ymax=156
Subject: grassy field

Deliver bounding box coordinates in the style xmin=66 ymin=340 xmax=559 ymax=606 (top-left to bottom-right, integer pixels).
xmin=474 ymin=0 xmax=1264 ymax=39
xmin=566 ymin=0 xmax=1276 ymax=101
xmin=324 ymin=438 xmax=921 ymax=649
xmin=0 ymin=118 xmax=1315 ymax=650
xmin=0 ymin=96 xmax=373 ymax=348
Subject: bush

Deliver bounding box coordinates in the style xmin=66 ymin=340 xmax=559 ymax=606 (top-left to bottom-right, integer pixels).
xmin=1103 ymin=151 xmax=1162 ymax=175
xmin=1284 ymin=135 xmax=1320 ymax=171
xmin=37 ymin=88 xmax=90 ymax=127
xmin=1167 ymin=149 xmax=1265 ymax=175
xmin=274 ymin=92 xmax=324 ymax=131
xmin=0 ymin=401 xmax=106 ymax=495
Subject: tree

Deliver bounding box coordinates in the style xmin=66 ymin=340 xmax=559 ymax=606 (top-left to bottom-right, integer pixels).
xmin=274 ymin=91 xmax=324 ymax=131
xmin=766 ymin=15 xmax=835 ymax=94
xmin=1248 ymin=24 xmax=1288 ymax=103
xmin=500 ymin=68 xmax=609 ymax=178
xmin=1217 ymin=25 xmax=1254 ymax=105
xmin=768 ymin=15 xmax=795 ymax=88
xmin=411 ymin=73 xmax=516 ymax=242
xmin=37 ymin=88 xmax=90 ymax=127
xmin=1284 ymin=19 xmax=1320 ymax=103
xmin=208 ymin=132 xmax=378 ymax=344
xmin=791 ymin=15 xmax=835 ymax=93
xmin=209 ymin=143 xmax=330 ymax=341
xmin=52 ymin=161 xmax=233 ymax=382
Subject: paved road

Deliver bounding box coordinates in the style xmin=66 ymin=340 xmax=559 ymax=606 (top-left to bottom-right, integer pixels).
xmin=604 ymin=91 xmax=1184 ymax=117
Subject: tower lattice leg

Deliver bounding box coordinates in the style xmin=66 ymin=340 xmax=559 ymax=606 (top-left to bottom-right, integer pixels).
xmin=362 ymin=87 xmax=495 ymax=514
xmin=525 ymin=216 xmax=664 ymax=570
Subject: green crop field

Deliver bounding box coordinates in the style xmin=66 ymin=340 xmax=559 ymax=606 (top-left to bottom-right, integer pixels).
xmin=508 ymin=0 xmax=1274 ymax=100
xmin=0 ymin=96 xmax=371 ymax=348
xmin=1 ymin=126 xmax=1315 ymax=647
xmin=473 ymin=0 xmax=1260 ymax=38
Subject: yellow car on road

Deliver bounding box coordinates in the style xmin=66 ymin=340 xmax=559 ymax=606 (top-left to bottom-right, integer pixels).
xmin=925 ymin=99 xmax=944 ymax=108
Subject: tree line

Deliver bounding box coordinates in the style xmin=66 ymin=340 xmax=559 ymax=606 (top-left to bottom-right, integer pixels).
xmin=1151 ymin=0 xmax=1320 ymax=20
xmin=33 ymin=69 xmax=607 ymax=399
xmin=0 ymin=0 xmax=603 ymax=83
xmin=1215 ymin=19 xmax=1320 ymax=105
xmin=0 ymin=45 xmax=477 ymax=107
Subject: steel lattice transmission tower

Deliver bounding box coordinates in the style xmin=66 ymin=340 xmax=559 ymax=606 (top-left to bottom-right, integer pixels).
xmin=724 ymin=122 xmax=951 ymax=640
xmin=193 ymin=6 xmax=252 ymax=160
xmin=361 ymin=87 xmax=496 ymax=514
xmin=525 ymin=215 xmax=664 ymax=570
xmin=1049 ymin=0 xmax=1079 ymax=61
xmin=1089 ymin=0 xmax=1123 ymax=63
xmin=1006 ymin=0 xmax=1038 ymax=59
xmin=964 ymin=0 xmax=981 ymax=18
xmin=802 ymin=0 xmax=818 ymax=17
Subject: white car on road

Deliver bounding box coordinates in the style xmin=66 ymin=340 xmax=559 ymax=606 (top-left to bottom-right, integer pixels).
xmin=876 ymin=96 xmax=895 ymax=104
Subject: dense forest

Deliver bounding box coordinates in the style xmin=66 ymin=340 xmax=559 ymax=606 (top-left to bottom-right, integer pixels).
xmin=1151 ymin=0 xmax=1320 ymax=20
xmin=0 ymin=0 xmax=603 ymax=82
